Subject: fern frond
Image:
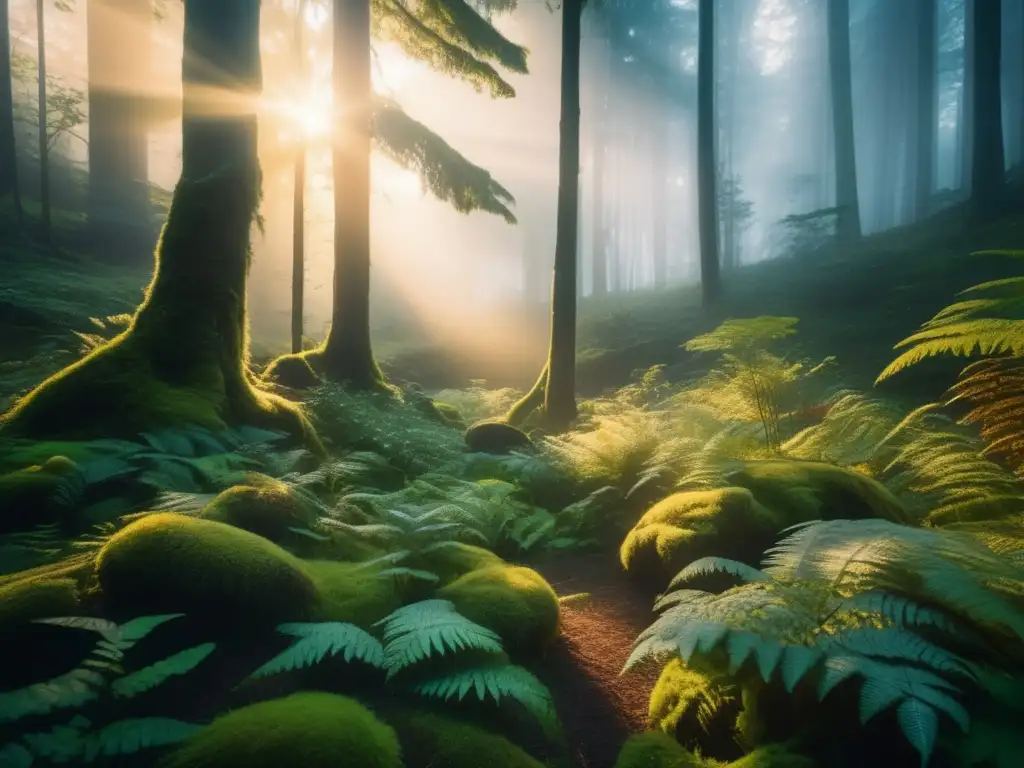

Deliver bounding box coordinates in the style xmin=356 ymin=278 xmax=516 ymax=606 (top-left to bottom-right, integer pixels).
xmin=877 ymin=320 xmax=1024 ymax=382
xmin=377 ymin=600 xmax=503 ymax=677
xmin=0 ymin=667 xmax=104 ymax=723
xmin=112 ymin=644 xmax=216 ymax=698
xmin=81 ymin=718 xmax=202 ymax=761
xmin=411 ymin=662 xmax=557 ymax=732
xmin=667 ymin=557 xmax=773 ymax=590
xmin=249 ymin=623 xmax=385 ymax=678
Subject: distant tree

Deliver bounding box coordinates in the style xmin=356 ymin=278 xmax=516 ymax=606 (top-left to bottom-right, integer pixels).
xmin=826 ymin=0 xmax=861 ymax=241
xmin=0 ymin=0 xmax=20 ymax=222
xmin=697 ymin=0 xmax=720 ymax=306
xmin=35 ymin=0 xmax=49 ymax=243
xmin=718 ymin=169 xmax=753 ymax=271
xmin=968 ymin=0 xmax=1004 ymax=216
xmin=291 ymin=0 xmax=307 ymax=355
xmin=914 ymin=0 xmax=936 ymax=219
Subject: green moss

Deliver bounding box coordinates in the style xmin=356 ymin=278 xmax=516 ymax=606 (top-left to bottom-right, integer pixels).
xmin=433 ymin=400 xmax=466 ymax=428
xmin=302 ymin=559 xmax=404 ymax=628
xmin=464 ymin=420 xmax=533 ymax=455
xmin=262 ymin=352 xmax=321 ymax=390
xmin=620 ymin=488 xmax=778 ymax=584
xmin=418 ymin=541 xmax=505 ymax=585
xmin=614 ymin=732 xmax=708 ymax=768
xmin=649 ymin=659 xmax=718 ymax=734
xmin=199 ymin=479 xmax=318 ymax=542
xmin=726 ymin=744 xmax=814 ymax=768
xmin=0 ymin=457 xmax=80 ymax=532
xmin=728 ymin=460 xmax=910 ymax=524
xmin=437 ymin=565 xmax=559 ymax=653
xmin=95 ymin=513 xmax=317 ymax=623
xmin=395 ymin=711 xmax=544 ymax=768
xmin=0 ymin=577 xmax=79 ymax=629
xmin=159 ymin=692 xmax=402 ymax=768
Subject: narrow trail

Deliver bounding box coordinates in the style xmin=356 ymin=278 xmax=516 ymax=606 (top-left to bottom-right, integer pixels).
xmin=530 ymin=552 xmax=662 ymax=768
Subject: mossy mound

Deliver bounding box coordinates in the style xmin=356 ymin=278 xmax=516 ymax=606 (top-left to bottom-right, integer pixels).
xmin=650 ymin=660 xmax=743 ymax=759
xmin=614 ymin=732 xmax=708 ymax=768
xmin=0 ymin=577 xmax=80 ymax=629
xmin=303 ymin=559 xmax=404 ymax=627
xmin=95 ymin=513 xmax=317 ymax=623
xmin=0 ymin=456 xmax=81 ymax=533
xmin=728 ymin=460 xmax=910 ymax=524
xmin=418 ymin=541 xmax=505 ymax=585
xmin=726 ymin=745 xmax=814 ymax=768
xmin=620 ymin=488 xmax=779 ymax=586
xmin=199 ymin=478 xmax=319 ymax=542
xmin=262 ymin=352 xmax=321 ymax=390
xmin=395 ymin=710 xmax=544 ymax=768
xmin=464 ymin=420 xmax=533 ymax=455
xmin=437 ymin=565 xmax=559 ymax=653
xmin=433 ymin=400 xmax=467 ymax=428
xmin=159 ymin=692 xmax=402 ymax=768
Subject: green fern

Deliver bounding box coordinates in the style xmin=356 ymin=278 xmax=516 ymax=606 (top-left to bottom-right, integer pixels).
xmin=376 ymin=599 xmax=504 ymax=677
xmin=249 ymin=622 xmax=385 ymax=679
xmin=111 ymin=643 xmax=216 ymax=698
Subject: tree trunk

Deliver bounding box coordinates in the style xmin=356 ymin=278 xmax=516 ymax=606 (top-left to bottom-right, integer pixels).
xmin=827 ymin=0 xmax=861 ymax=241
xmin=970 ymin=0 xmax=1005 ymax=213
xmin=0 ymin=0 xmax=20 ymax=220
xmin=542 ymin=0 xmax=582 ymax=430
xmin=960 ymin=0 xmax=975 ymax=192
xmin=697 ymin=0 xmax=720 ymax=306
xmin=591 ymin=122 xmax=606 ymax=296
xmin=86 ymin=0 xmax=153 ymax=260
xmin=2 ymin=0 xmax=317 ymax=448
xmin=915 ymin=0 xmax=936 ymax=219
xmin=321 ymin=0 xmax=385 ymax=390
xmin=291 ymin=0 xmax=307 ymax=355
xmin=36 ymin=0 xmax=50 ymax=243
xmin=651 ymin=111 xmax=667 ymax=288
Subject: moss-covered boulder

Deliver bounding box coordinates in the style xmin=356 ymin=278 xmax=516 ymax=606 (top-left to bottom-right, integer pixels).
xmin=262 ymin=353 xmax=321 ymax=390
xmin=418 ymin=541 xmax=505 ymax=585
xmin=199 ymin=477 xmax=318 ymax=542
xmin=433 ymin=401 xmax=466 ymax=429
xmin=650 ymin=659 xmax=744 ymax=760
xmin=395 ymin=711 xmax=544 ymax=768
xmin=614 ymin=732 xmax=707 ymax=768
xmin=0 ymin=456 xmax=81 ymax=533
xmin=95 ymin=513 xmax=317 ymax=623
xmin=159 ymin=692 xmax=402 ymax=768
xmin=728 ymin=460 xmax=910 ymax=524
xmin=620 ymin=488 xmax=780 ymax=586
xmin=437 ymin=565 xmax=559 ymax=654
xmin=464 ymin=421 xmax=533 ymax=455
xmin=726 ymin=745 xmax=814 ymax=768
xmin=304 ymin=559 xmax=404 ymax=627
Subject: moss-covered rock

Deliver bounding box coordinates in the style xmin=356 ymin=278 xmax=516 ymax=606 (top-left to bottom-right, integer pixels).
xmin=728 ymin=460 xmax=910 ymax=524
xmin=727 ymin=744 xmax=814 ymax=768
xmin=199 ymin=478 xmax=319 ymax=542
xmin=0 ymin=456 xmax=81 ymax=533
xmin=649 ymin=659 xmax=744 ymax=760
xmin=418 ymin=541 xmax=505 ymax=585
xmin=159 ymin=692 xmax=402 ymax=768
xmin=614 ymin=732 xmax=708 ymax=768
xmin=620 ymin=488 xmax=779 ymax=586
xmin=95 ymin=513 xmax=317 ymax=623
xmin=433 ymin=401 xmax=467 ymax=429
xmin=437 ymin=565 xmax=559 ymax=653
xmin=464 ymin=420 xmax=533 ymax=455
xmin=395 ymin=711 xmax=544 ymax=768
xmin=304 ymin=559 xmax=404 ymax=627
xmin=262 ymin=353 xmax=321 ymax=390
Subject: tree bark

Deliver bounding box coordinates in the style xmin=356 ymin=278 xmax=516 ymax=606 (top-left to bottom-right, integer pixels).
xmin=0 ymin=0 xmax=18 ymax=214
xmin=827 ymin=0 xmax=861 ymax=241
xmin=697 ymin=0 xmax=720 ymax=306
xmin=542 ymin=0 xmax=582 ymax=430
xmin=915 ymin=0 xmax=936 ymax=220
xmin=970 ymin=0 xmax=1005 ymax=215
xmin=321 ymin=0 xmax=385 ymax=390
xmin=86 ymin=0 xmax=153 ymax=260
xmin=651 ymin=110 xmax=667 ymax=288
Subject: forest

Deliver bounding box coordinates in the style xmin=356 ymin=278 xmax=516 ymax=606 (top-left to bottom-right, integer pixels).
xmin=0 ymin=0 xmax=1023 ymax=766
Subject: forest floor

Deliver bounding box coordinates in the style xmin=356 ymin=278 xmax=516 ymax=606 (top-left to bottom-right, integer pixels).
xmin=530 ymin=552 xmax=661 ymax=768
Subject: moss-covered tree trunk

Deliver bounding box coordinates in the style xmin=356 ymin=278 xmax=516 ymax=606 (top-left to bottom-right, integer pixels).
xmin=319 ymin=0 xmax=386 ymax=391
xmin=0 ymin=0 xmax=317 ymax=448
xmin=35 ymin=0 xmax=51 ymax=244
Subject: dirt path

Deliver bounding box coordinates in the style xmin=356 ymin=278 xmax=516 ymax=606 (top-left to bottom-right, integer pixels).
xmin=529 ymin=552 xmax=662 ymax=768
